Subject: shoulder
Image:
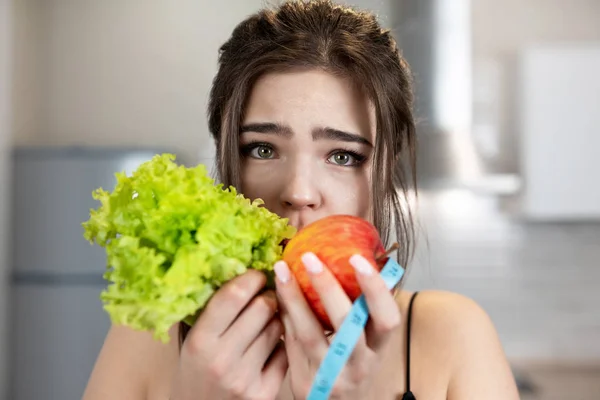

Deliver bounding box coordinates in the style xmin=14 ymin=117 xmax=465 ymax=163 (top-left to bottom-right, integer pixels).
xmin=82 ymin=323 xmax=180 ymax=400
xmin=396 ymin=290 xmax=496 ymax=371
xmin=397 ymin=290 xmax=520 ymax=399
xmin=398 ymin=289 xmax=495 ymax=338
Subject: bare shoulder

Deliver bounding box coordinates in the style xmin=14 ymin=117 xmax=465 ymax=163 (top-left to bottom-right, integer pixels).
xmin=398 ymin=289 xmax=496 ymax=336
xmin=397 ymin=290 xmax=520 ymax=399
xmin=82 ymin=323 xmax=179 ymax=400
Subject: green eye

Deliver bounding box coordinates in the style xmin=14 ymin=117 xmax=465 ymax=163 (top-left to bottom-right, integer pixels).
xmin=329 ymin=152 xmax=354 ymax=166
xmin=251 ymin=145 xmax=274 ymax=159
xmin=327 ymin=150 xmax=367 ymax=167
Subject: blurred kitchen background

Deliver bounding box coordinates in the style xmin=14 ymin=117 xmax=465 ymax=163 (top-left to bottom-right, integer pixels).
xmin=0 ymin=0 xmax=599 ymax=399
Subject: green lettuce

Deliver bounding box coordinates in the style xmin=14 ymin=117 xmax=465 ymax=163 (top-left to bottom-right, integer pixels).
xmin=82 ymin=153 xmax=296 ymax=343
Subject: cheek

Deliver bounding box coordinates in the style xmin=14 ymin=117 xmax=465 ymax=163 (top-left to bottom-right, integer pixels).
xmin=321 ymin=168 xmax=371 ymax=218
xmin=239 ymin=162 xmax=281 ymax=203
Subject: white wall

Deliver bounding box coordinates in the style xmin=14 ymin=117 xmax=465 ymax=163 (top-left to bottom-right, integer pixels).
xmin=471 ymin=0 xmax=600 ymax=172
xmin=13 ymin=0 xmax=269 ymax=166
xmin=0 ymin=0 xmax=14 ymax=397
xmin=519 ymin=44 xmax=600 ymax=220
xmin=12 ymin=0 xmax=45 ymax=145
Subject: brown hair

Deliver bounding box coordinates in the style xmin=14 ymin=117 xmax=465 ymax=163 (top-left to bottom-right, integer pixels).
xmin=181 ymin=0 xmax=417 ymax=343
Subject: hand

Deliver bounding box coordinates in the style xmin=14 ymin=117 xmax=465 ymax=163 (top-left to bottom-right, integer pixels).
xmin=274 ymin=253 xmax=401 ymax=399
xmin=171 ymin=270 xmax=288 ymax=400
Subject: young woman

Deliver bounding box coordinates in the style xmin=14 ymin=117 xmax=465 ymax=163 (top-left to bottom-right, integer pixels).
xmin=83 ymin=1 xmax=519 ymax=399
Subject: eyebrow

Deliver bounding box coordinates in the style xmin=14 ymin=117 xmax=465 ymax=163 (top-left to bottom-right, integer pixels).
xmin=240 ymin=122 xmax=372 ymax=147
xmin=240 ymin=122 xmax=292 ymax=137
xmin=313 ymin=127 xmax=372 ymax=147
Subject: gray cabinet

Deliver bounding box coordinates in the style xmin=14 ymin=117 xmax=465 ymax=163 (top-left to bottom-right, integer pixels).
xmin=9 ymin=147 xmax=173 ymax=400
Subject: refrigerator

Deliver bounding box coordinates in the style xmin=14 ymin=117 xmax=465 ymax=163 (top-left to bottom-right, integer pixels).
xmin=8 ymin=147 xmax=179 ymax=400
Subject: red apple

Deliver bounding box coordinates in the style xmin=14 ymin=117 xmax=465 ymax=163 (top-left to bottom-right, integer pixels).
xmin=282 ymin=214 xmax=389 ymax=331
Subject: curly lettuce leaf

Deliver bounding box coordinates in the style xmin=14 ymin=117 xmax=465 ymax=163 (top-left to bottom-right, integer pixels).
xmin=82 ymin=154 xmax=296 ymax=343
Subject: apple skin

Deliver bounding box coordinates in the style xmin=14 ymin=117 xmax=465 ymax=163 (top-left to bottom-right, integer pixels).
xmin=281 ymin=214 xmax=388 ymax=331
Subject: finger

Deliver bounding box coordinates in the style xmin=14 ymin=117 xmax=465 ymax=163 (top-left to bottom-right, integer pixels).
xmin=300 ymin=252 xmax=369 ymax=363
xmin=350 ymin=254 xmax=402 ymax=351
xmin=258 ymin=344 xmax=289 ymax=398
xmin=222 ymin=290 xmax=278 ymax=355
xmin=243 ymin=317 xmax=285 ymax=368
xmin=280 ymin=307 xmax=313 ymax=374
xmin=300 ymin=252 xmax=355 ymax=330
xmin=274 ymin=260 xmax=328 ymax=362
xmin=193 ymin=269 xmax=267 ymax=337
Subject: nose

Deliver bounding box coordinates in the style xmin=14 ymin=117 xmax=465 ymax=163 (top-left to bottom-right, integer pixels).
xmin=279 ymin=167 xmax=322 ymax=210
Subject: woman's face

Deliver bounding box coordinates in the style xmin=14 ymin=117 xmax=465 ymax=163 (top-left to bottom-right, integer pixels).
xmin=239 ymin=69 xmax=376 ymax=231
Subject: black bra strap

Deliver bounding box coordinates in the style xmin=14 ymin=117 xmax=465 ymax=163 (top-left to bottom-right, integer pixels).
xmin=404 ymin=291 xmax=420 ymax=397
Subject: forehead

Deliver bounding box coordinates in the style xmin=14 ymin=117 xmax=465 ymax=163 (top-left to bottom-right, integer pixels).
xmin=243 ymin=69 xmax=376 ymax=141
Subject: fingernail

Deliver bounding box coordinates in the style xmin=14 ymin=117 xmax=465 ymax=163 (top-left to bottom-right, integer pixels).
xmin=302 ymin=252 xmax=323 ymax=274
xmin=349 ymin=254 xmax=374 ymax=276
xmin=274 ymin=260 xmax=290 ymax=283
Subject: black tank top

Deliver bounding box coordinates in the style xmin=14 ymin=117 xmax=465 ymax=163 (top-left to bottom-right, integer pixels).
xmin=399 ymin=291 xmax=419 ymax=400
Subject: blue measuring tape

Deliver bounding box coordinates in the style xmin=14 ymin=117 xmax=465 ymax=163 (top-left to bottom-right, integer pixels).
xmin=306 ymin=258 xmax=405 ymax=400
